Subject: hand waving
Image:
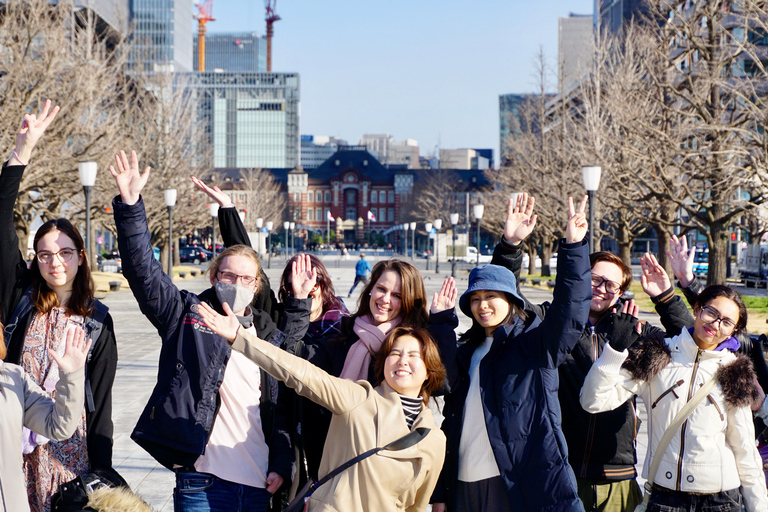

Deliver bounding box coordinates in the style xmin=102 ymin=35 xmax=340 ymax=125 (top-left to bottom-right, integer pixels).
xmin=639 ymin=253 xmax=672 ymax=298
xmin=504 ymin=193 xmax=537 ymax=245
xmin=291 ymin=253 xmax=318 ymax=299
xmin=430 ymin=276 xmax=457 ymax=314
xmin=606 ymin=299 xmax=641 ymax=352
xmin=198 ymin=301 xmax=240 ymax=343
xmin=11 ymin=99 xmax=60 ymax=165
xmin=564 ymin=195 xmax=588 ymax=243
xmin=667 ymin=235 xmax=695 ymax=288
xmin=108 ymin=150 xmax=151 ymax=206
xmin=191 ymin=176 xmax=234 ymax=208
xmin=49 ymin=327 xmax=92 ymax=374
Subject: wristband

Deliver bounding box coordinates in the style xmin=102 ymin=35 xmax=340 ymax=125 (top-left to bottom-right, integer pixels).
xmin=651 ymin=286 xmax=675 ymax=304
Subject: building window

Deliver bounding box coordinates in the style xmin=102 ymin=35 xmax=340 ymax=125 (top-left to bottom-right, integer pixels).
xmin=388 ymin=191 xmax=394 ymax=203
xmin=316 ymin=207 xmax=322 ymax=221
xmin=308 ymin=209 xmax=314 ymax=221
xmin=294 ymin=193 xmax=299 ymax=202
xmin=308 ymin=191 xmax=314 ymax=203
xmin=325 ymin=191 xmax=331 ymax=203
xmin=388 ymin=208 xmax=394 ymax=222
xmin=371 ymin=190 xmax=378 ymax=203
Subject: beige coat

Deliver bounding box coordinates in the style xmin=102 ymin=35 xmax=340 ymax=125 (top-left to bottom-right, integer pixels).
xmin=0 ymin=361 xmax=84 ymax=512
xmin=232 ymin=330 xmax=446 ymax=512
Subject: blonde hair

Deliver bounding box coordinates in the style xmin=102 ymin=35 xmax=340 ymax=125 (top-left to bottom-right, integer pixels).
xmin=207 ymin=244 xmax=262 ymax=293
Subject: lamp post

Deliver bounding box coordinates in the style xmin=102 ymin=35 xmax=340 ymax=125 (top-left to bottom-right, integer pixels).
xmin=209 ymin=203 xmax=219 ymax=259
xmin=409 ymin=222 xmax=416 ymax=261
xmin=425 ymin=222 xmax=432 ymax=270
xmin=283 ymin=221 xmax=290 ymax=259
xmin=402 ymin=223 xmax=409 ymax=256
xmin=290 ymin=222 xmax=296 ymax=256
xmin=450 ymin=213 xmax=459 ymax=277
xmin=434 ymin=218 xmax=442 ymax=274
xmin=266 ymin=221 xmax=273 ymax=268
xmin=582 ymin=165 xmax=602 ymax=253
xmin=473 ymin=204 xmax=484 ymax=267
xmin=78 ymin=161 xmax=97 ymax=268
xmin=164 ymin=189 xmax=177 ymax=278
xmin=256 ymin=217 xmax=263 ymax=257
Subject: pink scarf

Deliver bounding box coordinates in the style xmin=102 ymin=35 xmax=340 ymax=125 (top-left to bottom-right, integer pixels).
xmin=339 ymin=314 xmax=402 ymax=381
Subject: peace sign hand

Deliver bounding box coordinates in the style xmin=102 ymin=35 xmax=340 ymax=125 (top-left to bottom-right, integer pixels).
xmin=11 ymin=99 xmax=60 ymax=165
xmin=564 ymin=195 xmax=588 ymax=243
xmin=504 ymin=193 xmax=537 ymax=245
xmin=108 ymin=150 xmax=151 ymax=206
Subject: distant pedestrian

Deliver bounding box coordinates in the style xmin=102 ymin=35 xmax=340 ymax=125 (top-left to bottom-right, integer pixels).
xmin=348 ymin=253 xmax=372 ymax=297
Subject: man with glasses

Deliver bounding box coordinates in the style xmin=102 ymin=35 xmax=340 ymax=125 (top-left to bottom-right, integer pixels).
xmin=490 ymin=195 xmax=691 ymax=512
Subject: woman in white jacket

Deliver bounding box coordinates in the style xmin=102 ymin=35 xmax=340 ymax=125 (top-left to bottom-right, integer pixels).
xmin=581 ymin=283 xmax=768 ymax=512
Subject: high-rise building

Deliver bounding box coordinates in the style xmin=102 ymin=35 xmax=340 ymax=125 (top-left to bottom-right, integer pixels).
xmin=358 ymin=134 xmax=420 ymax=168
xmin=439 ymin=149 xmax=490 ymax=170
xmin=190 ymin=72 xmax=300 ymax=169
xmin=129 ymin=0 xmax=195 ymax=72
xmin=559 ymin=14 xmax=593 ymax=92
xmin=301 ymin=135 xmax=347 ymax=169
xmin=193 ymin=32 xmax=267 ymax=72
xmin=499 ymin=94 xmax=534 ymax=166
xmin=597 ymin=0 xmax=649 ymax=34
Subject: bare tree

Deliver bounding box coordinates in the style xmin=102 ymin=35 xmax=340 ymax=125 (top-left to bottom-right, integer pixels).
xmin=409 ymin=168 xmax=466 ymax=227
xmin=238 ymin=167 xmax=286 ymax=230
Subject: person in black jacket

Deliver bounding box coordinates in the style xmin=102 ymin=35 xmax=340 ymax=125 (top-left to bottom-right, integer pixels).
xmin=109 ymin=150 xmax=311 ymax=512
xmin=487 ymin=195 xmax=693 ymax=512
xmin=0 ymin=100 xmax=126 ymax=512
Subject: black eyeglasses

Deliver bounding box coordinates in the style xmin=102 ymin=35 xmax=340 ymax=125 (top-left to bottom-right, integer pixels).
xmin=36 ymin=248 xmax=78 ymax=265
xmin=591 ymin=274 xmax=622 ymax=295
xmin=699 ymin=306 xmax=737 ymax=335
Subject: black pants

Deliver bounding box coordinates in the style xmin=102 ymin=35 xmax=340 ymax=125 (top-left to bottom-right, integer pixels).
xmin=454 ymin=477 xmax=512 ymax=512
xmin=648 ymin=487 xmax=742 ymax=512
xmin=349 ymin=274 xmax=367 ymax=295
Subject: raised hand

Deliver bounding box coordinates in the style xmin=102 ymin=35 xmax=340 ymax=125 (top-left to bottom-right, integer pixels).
xmin=291 ymin=253 xmax=318 ymax=299
xmin=11 ymin=99 xmax=60 ymax=165
xmin=108 ymin=150 xmax=150 ymax=206
xmin=191 ymin=176 xmax=234 ymax=208
xmin=49 ymin=327 xmax=92 ymax=374
xmin=639 ymin=253 xmax=672 ymax=298
xmin=504 ymin=193 xmax=537 ymax=245
xmin=606 ymin=299 xmax=641 ymax=352
xmin=667 ymin=235 xmax=695 ymax=287
xmin=198 ymin=301 xmax=240 ymax=343
xmin=430 ymin=276 xmax=457 ymax=314
xmin=564 ymin=195 xmax=588 ymax=243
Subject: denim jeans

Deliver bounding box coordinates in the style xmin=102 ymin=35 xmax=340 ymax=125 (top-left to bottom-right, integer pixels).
xmin=648 ymin=487 xmax=742 ymax=512
xmin=174 ymin=470 xmax=272 ymax=512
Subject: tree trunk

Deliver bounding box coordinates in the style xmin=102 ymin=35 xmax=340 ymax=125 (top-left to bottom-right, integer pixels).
xmin=652 ymin=226 xmax=672 ymax=278
xmin=174 ymin=236 xmax=181 ymax=266
xmin=524 ymin=241 xmax=537 ymax=275
xmin=541 ymin=240 xmax=554 ymax=277
xmin=161 ymin=242 xmax=170 ymax=274
xmin=617 ymin=223 xmax=632 ymax=267
xmin=708 ymin=220 xmax=729 ymax=285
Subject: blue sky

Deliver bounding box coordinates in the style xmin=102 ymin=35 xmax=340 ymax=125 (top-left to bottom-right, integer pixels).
xmin=210 ymin=1 xmax=594 ymax=164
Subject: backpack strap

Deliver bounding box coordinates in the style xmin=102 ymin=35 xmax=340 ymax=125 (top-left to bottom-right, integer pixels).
xmin=82 ymin=300 xmax=109 ymax=413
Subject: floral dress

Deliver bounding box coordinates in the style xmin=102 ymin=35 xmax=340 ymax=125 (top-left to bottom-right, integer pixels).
xmin=21 ymin=308 xmax=89 ymax=512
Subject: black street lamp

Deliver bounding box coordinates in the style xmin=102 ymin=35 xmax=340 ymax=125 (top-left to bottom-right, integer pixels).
xmin=582 ymin=165 xmax=602 ymax=253
xmin=434 ymin=218 xmax=442 ymax=274
xmin=409 ymin=222 xmax=416 ymax=261
xmin=266 ymin=221 xmax=273 ymax=268
xmin=209 ymin=203 xmax=219 ymax=259
xmin=473 ymin=204 xmax=484 ymax=267
xmin=78 ymin=161 xmax=97 ymax=268
xmin=425 ymin=222 xmax=432 ymax=271
xmin=164 ymin=189 xmax=177 ymax=278
xmin=450 ymin=213 xmax=459 ymax=278
xmin=256 ymin=217 xmax=264 ymax=257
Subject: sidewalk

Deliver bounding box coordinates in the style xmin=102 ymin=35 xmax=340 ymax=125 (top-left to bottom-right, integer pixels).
xmin=102 ymin=257 xmax=652 ymax=510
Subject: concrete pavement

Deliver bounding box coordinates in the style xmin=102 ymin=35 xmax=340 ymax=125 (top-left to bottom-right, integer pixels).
xmin=102 ymin=255 xmax=651 ymax=510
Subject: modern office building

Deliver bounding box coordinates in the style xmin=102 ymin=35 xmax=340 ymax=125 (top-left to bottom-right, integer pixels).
xmin=301 ymin=135 xmax=348 ymax=169
xmin=193 ymin=32 xmax=267 ymax=72
xmin=129 ymin=0 xmax=195 ymax=72
xmin=439 ymin=149 xmax=490 ymax=170
xmin=559 ymin=14 xmax=593 ymax=91
xmin=190 ymin=71 xmax=300 ymax=169
xmin=358 ymin=134 xmax=421 ymax=168
xmin=597 ymin=0 xmax=649 ymax=34
xmin=499 ymin=93 xmax=539 ymax=166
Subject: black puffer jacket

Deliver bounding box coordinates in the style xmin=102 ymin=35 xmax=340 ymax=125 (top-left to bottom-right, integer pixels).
xmin=493 ymin=240 xmax=691 ymax=480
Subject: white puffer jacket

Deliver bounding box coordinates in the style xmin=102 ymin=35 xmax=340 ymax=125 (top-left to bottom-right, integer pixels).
xmin=580 ymin=328 xmax=768 ymax=512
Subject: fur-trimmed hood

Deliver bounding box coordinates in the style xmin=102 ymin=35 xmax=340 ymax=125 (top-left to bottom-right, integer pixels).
xmin=87 ymin=486 xmax=156 ymax=512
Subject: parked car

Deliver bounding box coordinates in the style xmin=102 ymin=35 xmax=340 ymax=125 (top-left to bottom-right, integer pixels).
xmin=99 ymin=251 xmax=122 ymax=273
xmin=522 ymin=252 xmax=558 ymax=272
xmin=450 ymin=247 xmax=492 ymax=264
xmin=178 ymin=246 xmax=209 ymax=264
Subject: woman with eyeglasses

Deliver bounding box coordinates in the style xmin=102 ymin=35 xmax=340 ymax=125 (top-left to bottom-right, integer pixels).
xmin=108 ymin=151 xmax=312 ymax=512
xmin=0 ymin=101 xmax=128 ymax=511
xmin=581 ymin=281 xmax=768 ymax=511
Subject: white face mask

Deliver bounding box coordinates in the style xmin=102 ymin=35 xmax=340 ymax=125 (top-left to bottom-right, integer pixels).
xmin=215 ymin=282 xmax=254 ymax=314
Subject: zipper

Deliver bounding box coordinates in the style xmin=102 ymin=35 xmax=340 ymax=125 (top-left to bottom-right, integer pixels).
xmin=676 ymin=349 xmax=702 ymax=490
xmin=581 ymin=328 xmax=599 ymax=477
xmin=651 ymin=380 xmax=684 ymax=409
xmin=707 ymin=395 xmax=724 ymax=421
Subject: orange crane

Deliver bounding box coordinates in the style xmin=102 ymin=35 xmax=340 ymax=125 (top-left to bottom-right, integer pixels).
xmin=195 ymin=0 xmax=216 ymax=72
xmin=265 ymin=0 xmax=280 ymax=72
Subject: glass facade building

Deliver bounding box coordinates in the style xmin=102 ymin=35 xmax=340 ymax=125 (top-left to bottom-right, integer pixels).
xmin=193 ymin=32 xmax=267 ymax=72
xmin=129 ymin=0 xmax=194 ymax=72
xmin=189 ymin=72 xmax=300 ymax=169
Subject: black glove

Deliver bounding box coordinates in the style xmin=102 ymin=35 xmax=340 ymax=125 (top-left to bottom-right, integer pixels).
xmin=606 ymin=310 xmax=641 ymax=352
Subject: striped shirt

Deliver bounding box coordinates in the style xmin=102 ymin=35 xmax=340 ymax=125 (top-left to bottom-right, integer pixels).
xmin=398 ymin=394 xmax=423 ymax=429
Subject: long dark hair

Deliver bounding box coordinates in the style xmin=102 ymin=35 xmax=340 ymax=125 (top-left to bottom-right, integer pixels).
xmin=355 ymin=259 xmax=428 ymax=328
xmin=30 ymin=219 xmax=94 ymax=316
xmin=279 ymin=253 xmax=342 ymax=314
xmin=459 ymin=292 xmax=526 ymax=346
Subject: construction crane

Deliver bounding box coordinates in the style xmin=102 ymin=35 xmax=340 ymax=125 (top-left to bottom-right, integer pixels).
xmin=195 ymin=0 xmax=216 ymax=72
xmin=265 ymin=0 xmax=280 ymax=72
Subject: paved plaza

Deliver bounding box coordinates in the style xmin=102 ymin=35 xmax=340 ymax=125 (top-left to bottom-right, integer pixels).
xmin=102 ymin=254 xmax=653 ymax=510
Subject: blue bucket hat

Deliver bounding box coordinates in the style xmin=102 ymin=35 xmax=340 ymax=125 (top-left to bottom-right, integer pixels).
xmin=458 ymin=264 xmax=526 ymax=318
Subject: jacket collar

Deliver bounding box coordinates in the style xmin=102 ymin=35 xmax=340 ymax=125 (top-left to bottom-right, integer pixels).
xmin=375 ymin=382 xmax=432 ymax=461
xmin=672 ymin=327 xmax=732 ymax=362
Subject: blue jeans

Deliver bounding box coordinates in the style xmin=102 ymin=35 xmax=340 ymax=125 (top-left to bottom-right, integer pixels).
xmin=648 ymin=487 xmax=742 ymax=512
xmin=174 ymin=470 xmax=272 ymax=512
